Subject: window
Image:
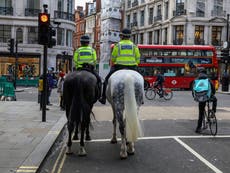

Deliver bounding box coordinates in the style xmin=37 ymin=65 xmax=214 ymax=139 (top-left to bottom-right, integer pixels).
xmin=163 ymin=28 xmax=168 ymax=44
xmin=140 ymin=10 xmax=144 ymax=26
xmin=57 ymin=28 xmax=64 ymax=46
xmin=67 ymin=0 xmax=73 ymax=13
xmin=212 ymin=26 xmax=222 ymax=46
xmin=174 ymin=25 xmax=184 ymax=45
xmin=27 ymin=0 xmax=39 ymax=8
xmin=140 ymin=33 xmax=144 ymax=44
xmin=148 ymin=8 xmax=153 ymax=25
xmin=28 ymin=27 xmax=37 ymax=44
xmin=214 ymin=0 xmax=223 ymax=15
xmin=66 ymin=30 xmax=72 ymax=47
xmin=194 ymin=26 xmax=204 ymax=45
xmin=157 ymin=4 xmax=161 ymax=17
xmin=148 ymin=32 xmax=152 ymax=44
xmin=16 ymin=28 xmax=23 ymax=43
xmin=58 ymin=0 xmax=64 ymax=11
xmin=154 ymin=30 xmax=160 ymax=44
xmin=0 ymin=25 xmax=11 ymax=43
xmin=196 ymin=0 xmax=205 ymax=17
xmin=127 ymin=14 xmax=130 ymax=28
xmin=127 ymin=0 xmax=131 ymax=8
xmin=133 ymin=12 xmax=137 ymax=23
xmin=165 ymin=2 xmax=169 ymax=19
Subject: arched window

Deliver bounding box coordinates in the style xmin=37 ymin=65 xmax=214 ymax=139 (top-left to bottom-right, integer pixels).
xmin=16 ymin=28 xmax=23 ymax=43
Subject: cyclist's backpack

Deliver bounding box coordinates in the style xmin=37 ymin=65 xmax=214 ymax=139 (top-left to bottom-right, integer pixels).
xmin=193 ymin=79 xmax=211 ymax=102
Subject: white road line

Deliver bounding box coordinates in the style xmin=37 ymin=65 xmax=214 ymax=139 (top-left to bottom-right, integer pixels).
xmin=72 ymin=135 xmax=230 ymax=143
xmin=174 ymin=137 xmax=223 ymax=173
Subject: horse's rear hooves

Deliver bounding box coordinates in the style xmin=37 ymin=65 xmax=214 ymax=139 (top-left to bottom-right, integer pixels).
xmin=110 ymin=139 xmax=117 ymax=144
xmin=85 ymin=135 xmax=91 ymax=141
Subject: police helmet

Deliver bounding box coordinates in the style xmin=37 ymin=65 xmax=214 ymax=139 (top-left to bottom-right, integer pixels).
xmin=80 ymin=35 xmax=90 ymax=43
xmin=120 ymin=28 xmax=131 ymax=38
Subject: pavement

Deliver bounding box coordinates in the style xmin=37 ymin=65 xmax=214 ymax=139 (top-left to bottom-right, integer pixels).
xmin=0 ymin=86 xmax=229 ymax=173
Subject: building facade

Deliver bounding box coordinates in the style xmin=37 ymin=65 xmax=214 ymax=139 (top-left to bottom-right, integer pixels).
xmin=0 ymin=0 xmax=75 ymax=84
xmin=123 ymin=0 xmax=230 ymax=75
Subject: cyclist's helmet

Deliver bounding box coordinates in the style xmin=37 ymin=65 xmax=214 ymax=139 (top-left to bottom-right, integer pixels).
xmin=197 ymin=67 xmax=207 ymax=74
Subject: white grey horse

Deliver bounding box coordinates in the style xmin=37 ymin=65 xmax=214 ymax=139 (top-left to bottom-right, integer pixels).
xmin=106 ymin=69 xmax=144 ymax=159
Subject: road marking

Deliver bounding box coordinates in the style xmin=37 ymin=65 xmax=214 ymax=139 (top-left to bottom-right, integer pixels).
xmin=16 ymin=166 xmax=38 ymax=173
xmin=51 ymin=145 xmax=66 ymax=173
xmin=71 ymin=135 xmax=230 ymax=143
xmin=174 ymin=137 xmax=223 ymax=173
xmin=57 ymin=148 xmax=67 ymax=173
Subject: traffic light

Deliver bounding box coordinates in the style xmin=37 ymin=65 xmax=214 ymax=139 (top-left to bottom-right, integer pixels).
xmin=38 ymin=13 xmax=50 ymax=45
xmin=48 ymin=27 xmax=56 ymax=48
xmin=7 ymin=38 xmax=14 ymax=54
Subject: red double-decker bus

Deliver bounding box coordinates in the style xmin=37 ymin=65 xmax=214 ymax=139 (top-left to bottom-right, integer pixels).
xmin=137 ymin=45 xmax=219 ymax=90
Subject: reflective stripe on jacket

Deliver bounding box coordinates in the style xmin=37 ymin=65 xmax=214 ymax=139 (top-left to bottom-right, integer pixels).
xmin=112 ymin=40 xmax=140 ymax=66
xmin=74 ymin=46 xmax=97 ymax=69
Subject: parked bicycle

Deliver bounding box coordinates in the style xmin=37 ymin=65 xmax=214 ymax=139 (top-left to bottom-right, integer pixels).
xmin=202 ymin=100 xmax=217 ymax=136
xmin=145 ymin=83 xmax=173 ymax=100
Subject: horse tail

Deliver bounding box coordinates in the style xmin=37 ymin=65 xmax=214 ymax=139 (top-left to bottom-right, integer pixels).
xmin=124 ymin=74 xmax=143 ymax=142
xmin=79 ymin=79 xmax=91 ymax=124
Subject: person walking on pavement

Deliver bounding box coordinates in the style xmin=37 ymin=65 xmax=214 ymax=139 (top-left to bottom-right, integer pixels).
xmin=57 ymin=71 xmax=65 ymax=110
xmin=73 ymin=35 xmax=102 ymax=100
xmin=154 ymin=70 xmax=165 ymax=98
xmin=192 ymin=67 xmax=217 ymax=133
xmin=99 ymin=28 xmax=141 ymax=104
xmin=47 ymin=68 xmax=54 ymax=106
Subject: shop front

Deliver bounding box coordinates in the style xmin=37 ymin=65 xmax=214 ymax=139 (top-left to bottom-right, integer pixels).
xmin=0 ymin=53 xmax=41 ymax=87
xmin=56 ymin=53 xmax=73 ymax=74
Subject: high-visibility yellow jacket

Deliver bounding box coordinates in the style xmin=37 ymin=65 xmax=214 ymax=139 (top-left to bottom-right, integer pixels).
xmin=74 ymin=46 xmax=97 ymax=69
xmin=111 ymin=40 xmax=140 ymax=66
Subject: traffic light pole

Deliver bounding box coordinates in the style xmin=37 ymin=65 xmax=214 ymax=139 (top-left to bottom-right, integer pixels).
xmin=42 ymin=45 xmax=48 ymax=122
xmin=14 ymin=41 xmax=18 ymax=89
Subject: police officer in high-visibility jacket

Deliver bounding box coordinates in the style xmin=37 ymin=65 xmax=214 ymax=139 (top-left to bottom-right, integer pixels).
xmin=99 ymin=28 xmax=141 ymax=104
xmin=74 ymin=35 xmax=102 ymax=99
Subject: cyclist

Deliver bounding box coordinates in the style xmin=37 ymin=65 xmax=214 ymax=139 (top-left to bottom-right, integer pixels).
xmin=192 ymin=67 xmax=217 ymax=133
xmin=154 ymin=70 xmax=165 ymax=98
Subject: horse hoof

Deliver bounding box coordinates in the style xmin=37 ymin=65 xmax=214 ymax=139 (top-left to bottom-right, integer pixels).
xmin=66 ymin=148 xmax=73 ymax=155
xmin=72 ymin=135 xmax=79 ymax=141
xmin=78 ymin=147 xmax=87 ymax=156
xmin=120 ymin=152 xmax=128 ymax=159
xmin=85 ymin=135 xmax=91 ymax=141
xmin=110 ymin=138 xmax=117 ymax=144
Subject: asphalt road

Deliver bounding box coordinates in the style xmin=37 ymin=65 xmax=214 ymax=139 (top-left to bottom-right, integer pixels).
xmin=16 ymin=87 xmax=230 ymax=173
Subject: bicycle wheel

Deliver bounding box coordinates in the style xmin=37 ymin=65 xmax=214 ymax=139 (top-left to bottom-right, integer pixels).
xmin=202 ymin=111 xmax=208 ymax=130
xmin=208 ymin=110 xmax=217 ymax=136
xmin=163 ymin=89 xmax=173 ymax=100
xmin=145 ymin=88 xmax=156 ymax=100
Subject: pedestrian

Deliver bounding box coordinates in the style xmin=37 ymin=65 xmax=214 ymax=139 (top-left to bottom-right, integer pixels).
xmin=73 ymin=35 xmax=102 ymax=100
xmin=154 ymin=69 xmax=165 ymax=98
xmin=192 ymin=67 xmax=217 ymax=133
xmin=47 ymin=68 xmax=54 ymax=106
xmin=57 ymin=71 xmax=65 ymax=110
xmin=99 ymin=28 xmax=141 ymax=104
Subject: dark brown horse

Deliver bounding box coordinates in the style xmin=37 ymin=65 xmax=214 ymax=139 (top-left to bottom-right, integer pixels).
xmin=63 ymin=70 xmax=98 ymax=156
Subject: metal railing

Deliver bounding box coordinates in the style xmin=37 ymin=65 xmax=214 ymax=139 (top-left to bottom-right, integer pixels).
xmin=25 ymin=8 xmax=41 ymax=17
xmin=54 ymin=11 xmax=75 ymax=21
xmin=0 ymin=7 xmax=13 ymax=15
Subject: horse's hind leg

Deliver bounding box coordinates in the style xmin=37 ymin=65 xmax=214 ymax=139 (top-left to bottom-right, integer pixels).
xmin=127 ymin=142 xmax=135 ymax=155
xmin=72 ymin=122 xmax=79 ymax=140
xmin=85 ymin=124 xmax=91 ymax=141
xmin=78 ymin=122 xmax=87 ymax=156
xmin=110 ymin=115 xmax=117 ymax=144
xmin=66 ymin=121 xmax=74 ymax=154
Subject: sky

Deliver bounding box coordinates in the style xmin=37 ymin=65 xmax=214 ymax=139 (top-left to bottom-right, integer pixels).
xmin=75 ymin=0 xmax=90 ymax=9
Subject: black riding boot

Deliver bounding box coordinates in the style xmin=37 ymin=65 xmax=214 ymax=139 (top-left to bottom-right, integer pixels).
xmin=99 ymin=82 xmax=106 ymax=104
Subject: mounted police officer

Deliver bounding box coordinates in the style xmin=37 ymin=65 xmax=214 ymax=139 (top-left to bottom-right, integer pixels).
xmin=74 ymin=35 xmax=102 ymax=100
xmin=99 ymin=28 xmax=141 ymax=104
